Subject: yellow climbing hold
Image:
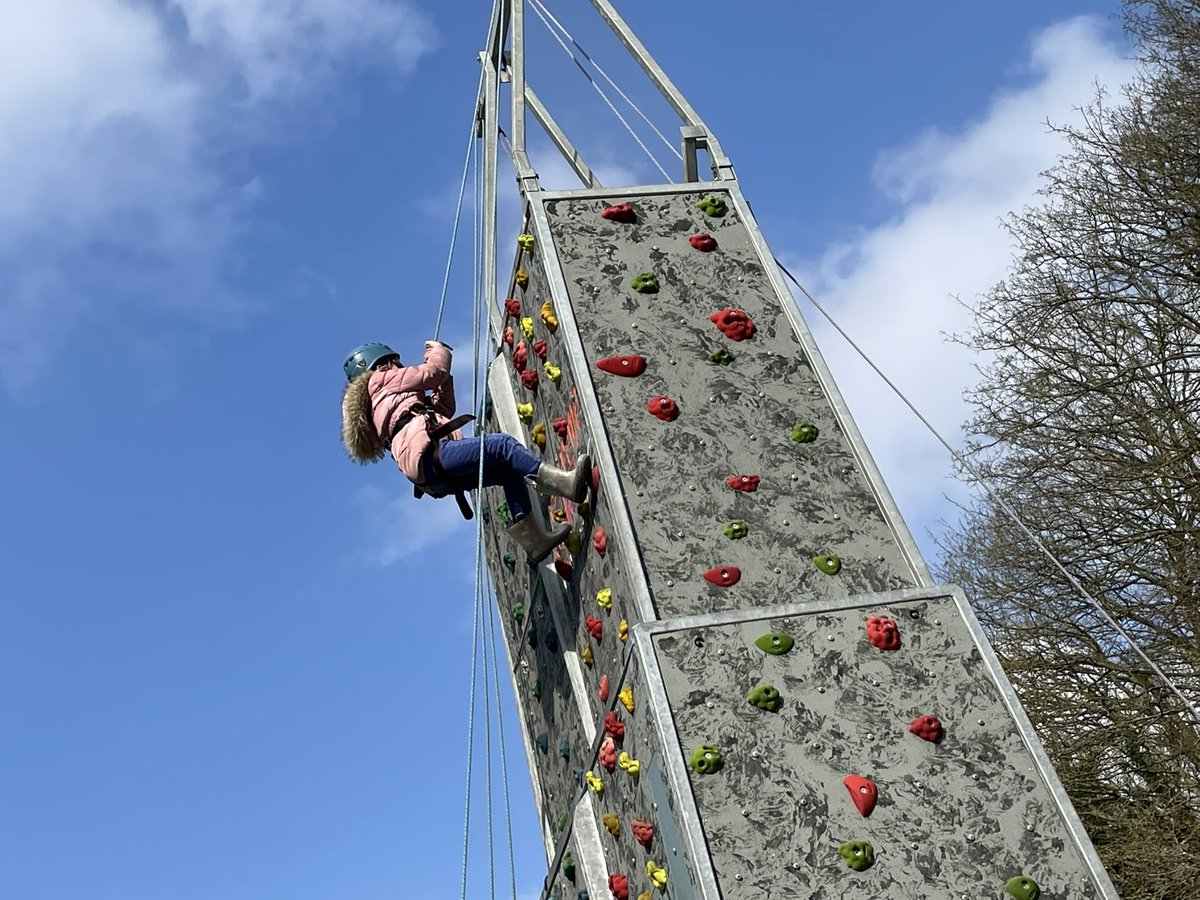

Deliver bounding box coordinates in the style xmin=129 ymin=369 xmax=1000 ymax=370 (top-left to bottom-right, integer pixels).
xmin=517 ymin=233 xmax=536 ymax=251
xmin=531 ymin=423 xmax=547 ymax=449
xmin=619 ymin=685 xmax=635 ymax=712
xmin=619 ymin=619 xmax=629 ymax=643
xmin=597 ymin=588 xmax=613 ymax=610
xmin=540 ymin=300 xmax=559 ymax=332
xmin=517 ymin=403 xmax=533 ymax=423
xmin=515 ymin=267 xmax=529 ymax=289
xmin=543 ymin=362 xmax=562 ymax=383
xmin=551 ymin=506 xmax=567 ymax=523
xmin=618 ymin=752 xmax=640 ymax=777
xmin=520 ymin=316 xmax=535 ymax=339
xmin=646 ymin=861 xmax=668 ymax=891
xmin=638 ymin=894 xmax=652 ymax=900
xmin=585 ymin=770 xmax=604 ymax=794
xmin=565 ymin=531 xmax=582 ymax=555
xmin=581 ymin=644 xmax=594 ymax=666
xmin=602 ymin=813 xmax=620 ymax=836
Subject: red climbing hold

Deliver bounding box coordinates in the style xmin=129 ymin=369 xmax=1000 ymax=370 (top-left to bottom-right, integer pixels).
xmin=866 ymin=616 xmax=901 ymax=651
xmin=843 ymin=775 xmax=878 ymax=818
xmin=591 ymin=465 xmax=601 ymax=494
xmin=596 ymin=355 xmax=647 ymax=377
xmin=593 ymin=526 xmax=607 ymax=558
xmin=555 ymin=558 xmax=574 ymax=581
xmin=727 ymin=474 xmax=761 ymax=492
xmin=512 ymin=341 xmax=528 ymax=372
xmin=710 ymin=307 xmax=757 ymax=341
xmin=503 ymin=325 xmax=514 ymax=347
xmin=521 ymin=369 xmax=539 ymax=390
xmin=608 ymin=873 xmax=629 ymax=900
xmin=604 ymin=711 xmax=625 ymax=741
xmin=689 ymin=233 xmax=717 ymax=252
xmin=552 ymin=418 xmax=569 ymax=440
xmin=631 ymin=819 xmax=654 ymax=849
xmin=533 ymin=338 xmax=548 ymax=360
xmin=601 ymin=203 xmax=636 ymax=223
xmin=586 ymin=616 xmax=603 ymax=640
xmin=703 ymin=566 xmax=741 ymax=587
xmin=504 ymin=298 xmax=521 ymax=317
xmin=909 ymin=714 xmax=944 ymax=743
xmin=648 ymin=395 xmax=680 ymax=422
xmin=599 ymin=735 xmax=617 ymax=772
xmin=598 ymin=674 xmax=610 ymax=703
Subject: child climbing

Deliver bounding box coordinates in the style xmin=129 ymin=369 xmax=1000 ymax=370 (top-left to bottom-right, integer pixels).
xmin=341 ymin=340 xmax=591 ymax=562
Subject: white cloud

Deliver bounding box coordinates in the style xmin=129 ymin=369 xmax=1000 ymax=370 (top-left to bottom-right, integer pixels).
xmin=0 ymin=0 xmax=434 ymax=390
xmin=357 ymin=482 xmax=473 ymax=567
xmin=790 ymin=17 xmax=1135 ymax=548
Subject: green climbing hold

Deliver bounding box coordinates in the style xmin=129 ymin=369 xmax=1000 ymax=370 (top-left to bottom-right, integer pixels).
xmin=496 ymin=501 xmax=513 ymax=524
xmin=754 ymin=631 xmax=794 ymax=655
xmin=689 ymin=744 xmax=724 ymax=775
xmin=561 ymin=852 xmax=576 ymax=881
xmin=723 ymin=519 xmax=748 ymax=540
xmin=557 ymin=810 xmax=569 ymax=831
xmin=838 ymin=840 xmax=875 ymax=872
xmin=697 ymin=195 xmax=727 ymax=216
xmin=791 ymin=422 xmax=819 ymax=443
xmin=1005 ymin=876 xmax=1041 ymax=900
xmin=532 ymin=679 xmax=542 ymax=700
xmin=746 ymin=683 xmax=782 ymax=712
xmin=630 ymin=273 xmax=659 ymax=294
xmin=708 ymin=347 xmax=734 ymax=365
xmin=512 ymin=603 xmax=525 ymax=624
xmin=503 ymin=551 xmax=516 ymax=572
xmin=536 ymin=733 xmax=549 ymax=754
xmin=813 ymin=554 xmax=842 ymax=575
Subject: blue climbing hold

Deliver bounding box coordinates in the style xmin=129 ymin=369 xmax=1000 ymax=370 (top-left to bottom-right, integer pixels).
xmin=559 ymin=737 xmax=571 ymax=760
xmin=503 ymin=551 xmax=517 ymax=572
xmin=536 ymin=733 xmax=549 ymax=754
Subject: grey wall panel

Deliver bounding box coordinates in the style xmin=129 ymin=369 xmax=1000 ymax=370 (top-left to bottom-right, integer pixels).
xmin=646 ymin=591 xmax=1112 ymax=899
xmin=542 ymin=191 xmax=918 ymax=622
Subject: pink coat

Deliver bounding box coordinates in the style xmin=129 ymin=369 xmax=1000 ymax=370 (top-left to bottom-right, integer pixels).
xmin=368 ymin=341 xmax=459 ymax=483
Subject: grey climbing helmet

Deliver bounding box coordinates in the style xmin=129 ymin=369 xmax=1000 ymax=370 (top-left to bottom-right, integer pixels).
xmin=343 ymin=342 xmax=400 ymax=381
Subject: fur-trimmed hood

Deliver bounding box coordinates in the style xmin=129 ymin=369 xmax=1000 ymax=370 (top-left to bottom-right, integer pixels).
xmin=342 ymin=371 xmax=386 ymax=464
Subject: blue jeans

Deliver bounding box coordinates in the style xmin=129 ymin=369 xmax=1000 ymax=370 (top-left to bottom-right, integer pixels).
xmin=435 ymin=433 xmax=542 ymax=521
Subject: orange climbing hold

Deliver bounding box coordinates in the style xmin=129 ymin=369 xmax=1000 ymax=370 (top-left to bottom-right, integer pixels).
xmin=866 ymin=616 xmax=901 ymax=651
xmin=727 ymin=474 xmax=760 ymax=492
xmin=596 ymin=355 xmax=647 ymax=377
xmin=601 ymin=203 xmax=636 ymax=223
xmin=710 ymin=307 xmax=756 ymax=341
xmin=599 ymin=735 xmax=617 ymax=772
xmin=631 ymin=819 xmax=654 ymax=849
xmin=843 ymin=775 xmax=878 ymax=817
xmin=702 ymin=566 xmax=741 ymax=587
xmin=648 ymin=395 xmax=680 ymax=422
xmin=604 ymin=711 xmax=625 ymax=741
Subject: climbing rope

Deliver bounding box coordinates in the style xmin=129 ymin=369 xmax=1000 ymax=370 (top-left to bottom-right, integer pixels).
xmin=528 ymin=0 xmax=681 ymax=163
xmin=527 ymin=0 xmax=674 ymax=183
xmin=776 ymin=260 xmax=1200 ymax=728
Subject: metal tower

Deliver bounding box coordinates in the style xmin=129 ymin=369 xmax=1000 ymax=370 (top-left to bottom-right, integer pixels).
xmin=474 ymin=2 xmax=1120 ymax=897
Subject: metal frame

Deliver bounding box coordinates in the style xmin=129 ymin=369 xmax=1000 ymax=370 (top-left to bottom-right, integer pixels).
xmin=632 ymin=584 xmax=1122 ymax=899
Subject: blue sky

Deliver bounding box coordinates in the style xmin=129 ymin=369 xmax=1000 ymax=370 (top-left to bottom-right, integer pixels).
xmin=1 ymin=2 xmax=1132 ymax=898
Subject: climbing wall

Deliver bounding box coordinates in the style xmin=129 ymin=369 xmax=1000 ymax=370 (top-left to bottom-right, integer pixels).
xmin=481 ymin=186 xmax=1118 ymax=900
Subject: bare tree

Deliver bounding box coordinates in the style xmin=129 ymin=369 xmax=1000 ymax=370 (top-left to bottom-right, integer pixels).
xmin=939 ymin=2 xmax=1200 ymax=896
